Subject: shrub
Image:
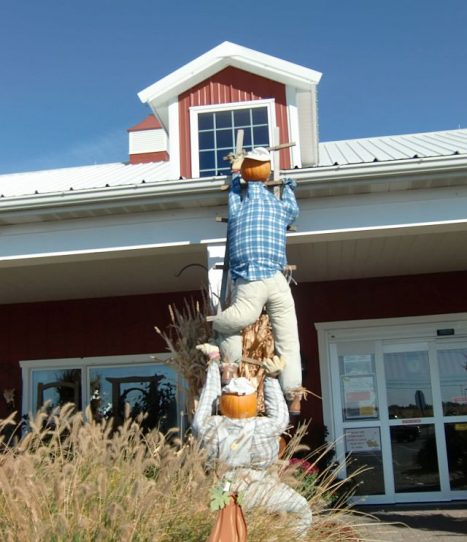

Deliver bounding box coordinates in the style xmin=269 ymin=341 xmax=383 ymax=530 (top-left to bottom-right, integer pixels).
xmin=0 ymin=407 xmax=366 ymax=541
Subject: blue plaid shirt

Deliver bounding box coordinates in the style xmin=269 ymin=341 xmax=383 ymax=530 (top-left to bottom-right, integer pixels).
xmin=228 ymin=176 xmax=299 ymax=281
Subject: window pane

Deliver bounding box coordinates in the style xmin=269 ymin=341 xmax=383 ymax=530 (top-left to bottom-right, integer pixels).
xmin=216 ymin=150 xmax=230 ymax=171
xmin=252 ymin=107 xmax=268 ymax=124
xmin=89 ymin=364 xmax=177 ymax=432
xmin=215 ymin=111 xmax=232 ymax=129
xmin=384 ymin=350 xmax=433 ymax=419
xmin=338 ymin=342 xmax=378 ymax=421
xmin=199 ymin=150 xmax=215 ymax=171
xmin=438 ymin=348 xmax=467 ymax=416
xmin=243 ymin=128 xmax=252 ymax=148
xmin=198 ymin=113 xmax=214 ymax=130
xmin=391 ymin=424 xmax=440 ymax=492
xmin=198 ymin=130 xmax=214 ymax=150
xmin=345 ymin=427 xmax=385 ymax=495
xmin=200 ymin=169 xmax=216 ymax=177
xmin=444 ymin=422 xmax=467 ymax=490
xmin=234 ymin=109 xmax=251 ymax=127
xmin=253 ymin=125 xmax=269 ymax=147
xmin=32 ymin=368 xmax=82 ymax=411
xmin=216 ymin=129 xmax=233 ymax=149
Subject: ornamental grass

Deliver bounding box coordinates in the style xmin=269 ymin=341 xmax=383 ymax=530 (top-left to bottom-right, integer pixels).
xmin=0 ymin=406 xmax=380 ymax=542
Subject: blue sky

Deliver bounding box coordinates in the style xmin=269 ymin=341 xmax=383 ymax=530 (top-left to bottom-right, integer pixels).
xmin=0 ymin=0 xmax=466 ymax=174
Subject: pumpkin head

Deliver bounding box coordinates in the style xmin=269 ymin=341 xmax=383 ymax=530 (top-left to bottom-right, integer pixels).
xmin=219 ymin=392 xmax=257 ymax=419
xmin=240 ymin=158 xmax=271 ymax=182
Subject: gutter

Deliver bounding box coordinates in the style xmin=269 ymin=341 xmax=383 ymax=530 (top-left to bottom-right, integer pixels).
xmin=1 ymin=153 xmax=467 ymax=215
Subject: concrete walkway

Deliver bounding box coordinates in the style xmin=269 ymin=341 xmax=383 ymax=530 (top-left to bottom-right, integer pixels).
xmin=356 ymin=503 xmax=467 ymax=541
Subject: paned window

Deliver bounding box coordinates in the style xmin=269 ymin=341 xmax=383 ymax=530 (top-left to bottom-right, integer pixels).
xmin=21 ymin=354 xmax=184 ymax=434
xmin=190 ymin=100 xmax=275 ymax=178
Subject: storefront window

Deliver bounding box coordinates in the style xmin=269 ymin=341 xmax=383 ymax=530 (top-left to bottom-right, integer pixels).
xmin=32 ymin=368 xmax=82 ymax=412
xmin=89 ymin=364 xmax=177 ymax=432
xmin=384 ymin=350 xmax=433 ymax=419
xmin=338 ymin=342 xmax=378 ymax=421
xmin=444 ymin=422 xmax=467 ymax=490
xmin=344 ymin=427 xmax=385 ymax=495
xmin=438 ymin=348 xmax=467 ymax=416
xmin=24 ymin=355 xmax=181 ymax=433
xmin=391 ymin=424 xmax=440 ymax=493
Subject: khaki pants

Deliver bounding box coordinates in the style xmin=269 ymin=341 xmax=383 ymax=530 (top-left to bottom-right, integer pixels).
xmin=213 ymin=271 xmax=302 ymax=392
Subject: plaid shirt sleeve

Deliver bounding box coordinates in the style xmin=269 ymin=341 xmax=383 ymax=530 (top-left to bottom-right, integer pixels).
xmin=282 ymin=178 xmax=299 ymax=225
xmin=191 ymin=362 xmax=221 ymax=440
xmin=228 ymin=174 xmax=242 ymax=218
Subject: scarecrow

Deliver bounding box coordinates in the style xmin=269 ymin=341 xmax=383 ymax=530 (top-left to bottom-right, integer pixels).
xmin=211 ymin=147 xmax=304 ymax=414
xmin=193 ymin=347 xmax=312 ymax=538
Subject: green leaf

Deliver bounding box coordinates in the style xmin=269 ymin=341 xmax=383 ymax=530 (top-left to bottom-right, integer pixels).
xmin=209 ymin=486 xmax=232 ymax=511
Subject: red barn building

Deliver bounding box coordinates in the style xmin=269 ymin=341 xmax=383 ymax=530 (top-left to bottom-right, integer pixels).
xmin=1 ymin=42 xmax=467 ymax=504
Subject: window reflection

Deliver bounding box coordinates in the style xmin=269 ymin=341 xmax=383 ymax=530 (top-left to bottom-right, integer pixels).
xmin=391 ymin=424 xmax=440 ymax=492
xmin=338 ymin=342 xmax=378 ymax=421
xmin=197 ymin=106 xmax=270 ymax=177
xmin=344 ymin=427 xmax=385 ymax=495
xmin=438 ymin=349 xmax=467 ymax=416
xmin=444 ymin=422 xmax=467 ymax=490
xmin=32 ymin=368 xmax=82 ymax=412
xmin=384 ymin=351 xmax=433 ymax=419
xmin=89 ymin=364 xmax=177 ymax=432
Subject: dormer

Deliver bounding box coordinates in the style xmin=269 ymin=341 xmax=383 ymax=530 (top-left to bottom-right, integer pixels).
xmin=137 ymin=42 xmax=322 ymax=179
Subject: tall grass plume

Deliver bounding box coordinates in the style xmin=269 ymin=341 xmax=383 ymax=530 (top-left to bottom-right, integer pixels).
xmin=0 ymin=406 xmax=375 ymax=541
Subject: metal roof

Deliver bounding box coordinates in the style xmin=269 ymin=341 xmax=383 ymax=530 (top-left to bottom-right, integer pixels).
xmin=318 ymin=129 xmax=467 ymax=167
xmin=1 ymin=128 xmax=467 ymax=201
xmin=0 ymin=160 xmax=172 ymax=198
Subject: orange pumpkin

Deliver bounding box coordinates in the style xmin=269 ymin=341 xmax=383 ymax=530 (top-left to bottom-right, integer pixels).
xmin=240 ymin=158 xmax=271 ymax=182
xmin=219 ymin=392 xmax=257 ymax=419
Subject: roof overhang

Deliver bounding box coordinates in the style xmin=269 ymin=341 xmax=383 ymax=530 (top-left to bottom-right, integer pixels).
xmin=1 ymin=153 xmax=467 ymax=225
xmin=138 ymin=41 xmax=322 ymax=130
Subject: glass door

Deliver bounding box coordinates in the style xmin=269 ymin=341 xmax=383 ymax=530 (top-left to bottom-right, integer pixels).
xmin=437 ymin=345 xmax=467 ymax=493
xmin=384 ymin=343 xmax=441 ymax=498
xmin=331 ymin=338 xmax=467 ymax=503
xmin=331 ymin=341 xmax=386 ymax=498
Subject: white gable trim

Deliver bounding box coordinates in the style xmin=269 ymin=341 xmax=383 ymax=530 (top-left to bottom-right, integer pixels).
xmin=285 ymin=85 xmax=302 ymax=168
xmin=138 ymin=42 xmax=322 ymax=107
xmin=168 ymin=96 xmax=180 ymax=180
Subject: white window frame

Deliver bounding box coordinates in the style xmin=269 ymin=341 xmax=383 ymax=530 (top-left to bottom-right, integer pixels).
xmin=189 ymin=99 xmax=277 ymax=178
xmin=20 ymin=353 xmax=187 ymax=432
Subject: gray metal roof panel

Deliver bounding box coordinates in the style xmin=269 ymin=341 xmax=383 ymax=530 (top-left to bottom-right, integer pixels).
xmin=0 ymin=161 xmax=173 ymax=198
xmin=2 ymin=128 xmax=467 ymax=200
xmin=318 ymin=128 xmax=467 ymax=166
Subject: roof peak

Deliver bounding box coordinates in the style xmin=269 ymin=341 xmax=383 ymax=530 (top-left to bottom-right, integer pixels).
xmin=137 ymin=41 xmax=322 ymax=130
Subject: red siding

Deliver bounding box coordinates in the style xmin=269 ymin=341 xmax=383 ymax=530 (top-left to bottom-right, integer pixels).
xmin=128 ymin=115 xmax=162 ymax=132
xmin=294 ymin=270 xmax=467 ymax=427
xmin=3 ymin=271 xmax=467 ymax=429
xmin=129 ymin=151 xmax=169 ymax=164
xmin=0 ymin=290 xmax=200 ymax=419
xmin=178 ymin=66 xmax=291 ymax=178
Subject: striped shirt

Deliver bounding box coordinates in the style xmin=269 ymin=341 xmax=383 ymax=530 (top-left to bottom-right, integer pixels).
xmin=192 ymin=363 xmax=289 ymax=469
xmin=228 ymin=176 xmax=299 ymax=282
